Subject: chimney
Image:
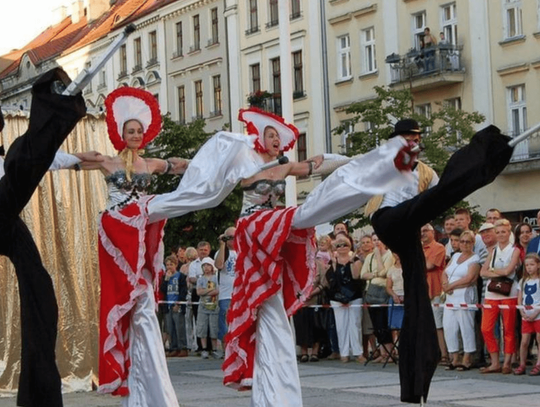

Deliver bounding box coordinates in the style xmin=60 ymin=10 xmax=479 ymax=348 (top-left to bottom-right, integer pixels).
xmin=87 ymin=0 xmax=110 ymax=23
xmin=51 ymin=6 xmax=68 ymax=25
xmin=71 ymin=0 xmax=85 ymax=24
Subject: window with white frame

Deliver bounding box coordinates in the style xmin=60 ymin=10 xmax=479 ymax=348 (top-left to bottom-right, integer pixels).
xmin=508 ymin=85 xmax=527 ymax=136
xmin=291 ymin=0 xmax=301 ymax=19
xmin=297 ymin=133 xmax=307 ymax=162
xmin=194 ymin=80 xmax=203 ymax=119
xmin=444 ymin=97 xmax=462 ymax=140
xmin=99 ymin=69 xmax=106 ymax=88
xmin=134 ymin=37 xmax=142 ymax=70
xmin=250 ymin=63 xmax=261 ymax=92
xmin=365 ymin=121 xmax=378 ymax=145
xmin=504 ymin=0 xmax=523 ymax=39
xmin=119 ymin=44 xmax=127 ymax=75
xmin=337 ymin=35 xmax=352 ymax=80
xmin=339 ymin=121 xmax=354 ymax=153
xmin=271 ymin=57 xmax=281 ymax=94
xmin=175 ymin=22 xmax=183 ymax=56
xmin=248 ymin=0 xmax=259 ymax=33
xmin=444 ymin=97 xmax=462 ymax=110
xmin=412 ymin=11 xmax=426 ymax=50
xmin=268 ymin=0 xmax=279 ymax=27
xmin=415 ymin=103 xmax=432 ymax=134
xmin=211 ymin=8 xmax=219 ymax=45
xmin=178 ymin=85 xmax=186 ymax=124
xmin=441 ymin=3 xmax=457 ymax=45
xmin=537 ymin=0 xmax=540 ymax=32
xmin=149 ymin=31 xmax=157 ymax=62
xmin=193 ymin=15 xmax=201 ymax=51
xmin=293 ymin=51 xmax=304 ymax=97
xmin=212 ymin=75 xmax=222 ymax=116
xmin=361 ymin=27 xmax=377 ymax=74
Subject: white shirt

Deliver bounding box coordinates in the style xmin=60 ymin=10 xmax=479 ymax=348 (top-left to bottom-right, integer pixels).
xmin=518 ymin=278 xmax=540 ymax=320
xmin=0 ymin=151 xmax=80 ymax=181
xmin=188 ymin=258 xmax=203 ymax=280
xmin=380 ymin=165 xmax=439 ymax=209
xmin=484 ymin=243 xmax=519 ymax=300
xmin=215 ymin=249 xmax=237 ymax=300
xmin=445 ymin=253 xmax=480 ymax=305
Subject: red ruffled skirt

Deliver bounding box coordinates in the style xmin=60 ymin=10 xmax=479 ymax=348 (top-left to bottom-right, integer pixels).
xmin=97 ymin=197 xmax=166 ymax=395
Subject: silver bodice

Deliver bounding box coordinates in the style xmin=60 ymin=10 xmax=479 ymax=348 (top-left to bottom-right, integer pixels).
xmin=240 ymin=179 xmax=286 ymax=216
xmin=104 ymin=171 xmax=152 ymax=210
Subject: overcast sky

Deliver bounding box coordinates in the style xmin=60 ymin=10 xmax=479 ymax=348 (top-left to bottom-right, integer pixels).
xmin=0 ymin=0 xmax=68 ymax=55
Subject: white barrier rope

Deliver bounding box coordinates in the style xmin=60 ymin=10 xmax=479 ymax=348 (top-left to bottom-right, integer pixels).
xmin=157 ymin=300 xmax=538 ymax=310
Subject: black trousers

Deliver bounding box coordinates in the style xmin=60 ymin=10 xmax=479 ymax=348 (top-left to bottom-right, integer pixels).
xmin=0 ymin=69 xmax=85 ymax=407
xmin=372 ymin=125 xmax=513 ymax=404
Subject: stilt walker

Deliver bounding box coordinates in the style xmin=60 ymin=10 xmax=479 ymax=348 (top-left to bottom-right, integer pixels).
xmin=367 ymin=119 xmax=514 ymax=403
xmin=0 ymin=68 xmax=86 ymax=407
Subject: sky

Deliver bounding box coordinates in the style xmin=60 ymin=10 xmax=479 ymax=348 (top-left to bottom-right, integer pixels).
xmin=0 ymin=0 xmax=69 ymax=55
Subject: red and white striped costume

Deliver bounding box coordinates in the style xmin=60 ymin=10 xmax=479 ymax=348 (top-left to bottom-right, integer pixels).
xmin=223 ymin=206 xmax=316 ymax=389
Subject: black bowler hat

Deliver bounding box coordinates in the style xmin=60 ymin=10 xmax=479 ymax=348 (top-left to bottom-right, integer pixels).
xmin=389 ymin=118 xmax=423 ymax=138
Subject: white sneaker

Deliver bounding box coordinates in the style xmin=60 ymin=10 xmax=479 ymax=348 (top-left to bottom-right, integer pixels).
xmin=201 ymin=351 xmax=209 ymax=359
xmin=211 ymin=351 xmax=222 ymax=359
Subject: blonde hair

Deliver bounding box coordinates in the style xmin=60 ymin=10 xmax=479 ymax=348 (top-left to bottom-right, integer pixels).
xmin=460 ymin=230 xmax=475 ymax=241
xmin=119 ymin=119 xmax=145 ymax=182
xmin=185 ymin=247 xmax=198 ymax=261
xmin=524 ymin=253 xmax=540 ymax=281
xmin=494 ymin=219 xmax=511 ymax=230
xmin=318 ymin=235 xmax=331 ymax=245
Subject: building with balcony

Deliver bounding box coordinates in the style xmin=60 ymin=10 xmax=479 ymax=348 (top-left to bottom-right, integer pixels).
xmin=325 ymin=0 xmax=540 ymax=227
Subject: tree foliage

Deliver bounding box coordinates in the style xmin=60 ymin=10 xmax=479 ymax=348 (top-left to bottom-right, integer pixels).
xmin=145 ymin=115 xmax=242 ymax=252
xmin=333 ymin=86 xmax=486 ymax=229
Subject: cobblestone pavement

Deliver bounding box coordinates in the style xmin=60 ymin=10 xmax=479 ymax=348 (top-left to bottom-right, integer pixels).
xmin=1 ymin=356 xmax=540 ymax=406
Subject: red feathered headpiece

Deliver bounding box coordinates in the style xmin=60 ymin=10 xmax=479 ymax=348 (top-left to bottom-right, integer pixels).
xmin=105 ymin=87 xmax=162 ymax=151
xmin=238 ymin=107 xmax=299 ymax=153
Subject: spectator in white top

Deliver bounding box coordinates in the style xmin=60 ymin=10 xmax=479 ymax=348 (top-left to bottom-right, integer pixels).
xmin=215 ymin=227 xmax=237 ymax=351
xmin=188 ymin=241 xmax=212 ymax=353
xmin=454 ymin=208 xmax=487 ymax=263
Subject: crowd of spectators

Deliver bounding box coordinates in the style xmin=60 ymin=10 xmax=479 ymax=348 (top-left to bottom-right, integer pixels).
xmin=155 ymin=208 xmax=540 ymax=376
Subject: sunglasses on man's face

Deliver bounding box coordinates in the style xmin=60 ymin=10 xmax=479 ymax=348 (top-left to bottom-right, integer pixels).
xmin=334 ymin=242 xmax=350 ymax=249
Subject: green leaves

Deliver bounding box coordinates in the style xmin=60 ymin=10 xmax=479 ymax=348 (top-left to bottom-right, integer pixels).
xmin=332 ymin=86 xmax=486 ymax=229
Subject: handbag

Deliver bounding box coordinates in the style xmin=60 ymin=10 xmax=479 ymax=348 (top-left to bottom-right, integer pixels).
xmin=486 ymin=248 xmax=513 ymax=296
xmin=333 ymin=285 xmax=356 ymax=304
xmin=365 ymin=283 xmax=388 ymax=304
xmin=487 ymin=277 xmax=513 ymax=296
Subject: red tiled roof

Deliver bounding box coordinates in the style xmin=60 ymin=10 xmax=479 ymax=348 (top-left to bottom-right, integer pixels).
xmin=0 ymin=0 xmax=178 ymax=81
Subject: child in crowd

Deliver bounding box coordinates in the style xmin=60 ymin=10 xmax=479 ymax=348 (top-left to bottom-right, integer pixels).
xmin=514 ymin=253 xmax=540 ymax=375
xmin=196 ymin=257 xmax=220 ymax=359
xmin=386 ymin=253 xmax=404 ymax=358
